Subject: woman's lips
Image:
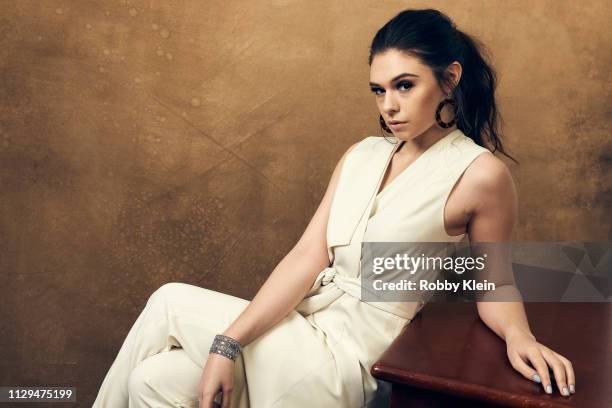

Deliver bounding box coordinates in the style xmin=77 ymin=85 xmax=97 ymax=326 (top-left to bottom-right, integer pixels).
xmin=389 ymin=121 xmax=407 ymax=130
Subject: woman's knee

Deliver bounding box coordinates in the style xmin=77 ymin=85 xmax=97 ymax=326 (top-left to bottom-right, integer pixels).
xmin=148 ymin=282 xmax=190 ymax=305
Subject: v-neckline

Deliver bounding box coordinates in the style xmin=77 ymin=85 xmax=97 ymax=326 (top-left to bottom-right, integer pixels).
xmin=375 ymin=130 xmax=459 ymax=200
xmin=375 ymin=139 xmax=407 ymax=199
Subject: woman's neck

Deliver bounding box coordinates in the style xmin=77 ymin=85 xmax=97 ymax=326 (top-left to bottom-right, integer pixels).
xmin=396 ymin=125 xmax=458 ymax=157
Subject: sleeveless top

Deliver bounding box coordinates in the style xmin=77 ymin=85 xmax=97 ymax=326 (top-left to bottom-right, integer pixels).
xmin=295 ymin=128 xmax=492 ymax=407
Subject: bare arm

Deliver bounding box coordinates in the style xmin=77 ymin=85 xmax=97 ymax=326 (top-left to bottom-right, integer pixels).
xmin=467 ymin=155 xmax=530 ymax=342
xmin=467 ymin=153 xmax=575 ymax=397
xmin=221 ymin=142 xmax=359 ymax=347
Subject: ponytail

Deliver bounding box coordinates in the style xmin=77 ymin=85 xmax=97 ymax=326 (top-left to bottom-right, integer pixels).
xmin=453 ymin=30 xmax=517 ymax=163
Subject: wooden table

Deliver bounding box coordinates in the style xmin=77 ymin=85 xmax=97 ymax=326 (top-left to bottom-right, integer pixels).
xmin=371 ymin=303 xmax=612 ymax=407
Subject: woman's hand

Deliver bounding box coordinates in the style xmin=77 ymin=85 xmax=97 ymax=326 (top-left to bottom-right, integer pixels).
xmin=505 ymin=329 xmax=575 ymax=397
xmin=198 ymin=353 xmax=236 ymax=408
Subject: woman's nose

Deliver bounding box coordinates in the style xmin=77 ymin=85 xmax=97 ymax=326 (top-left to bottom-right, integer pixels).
xmin=382 ymin=92 xmax=399 ymax=113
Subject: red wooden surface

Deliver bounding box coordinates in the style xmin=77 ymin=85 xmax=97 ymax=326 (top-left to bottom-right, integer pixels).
xmin=372 ymin=303 xmax=612 ymax=408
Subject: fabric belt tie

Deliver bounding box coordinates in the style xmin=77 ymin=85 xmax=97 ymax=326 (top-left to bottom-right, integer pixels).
xmin=296 ymin=266 xmax=423 ymax=320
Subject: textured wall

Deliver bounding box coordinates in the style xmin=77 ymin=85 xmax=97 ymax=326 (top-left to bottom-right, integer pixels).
xmin=0 ymin=0 xmax=610 ymax=405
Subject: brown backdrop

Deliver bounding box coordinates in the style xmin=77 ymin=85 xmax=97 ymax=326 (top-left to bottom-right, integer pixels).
xmin=1 ymin=0 xmax=610 ymax=406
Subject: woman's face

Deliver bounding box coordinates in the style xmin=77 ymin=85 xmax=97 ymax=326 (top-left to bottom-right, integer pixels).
xmin=369 ymin=49 xmax=460 ymax=140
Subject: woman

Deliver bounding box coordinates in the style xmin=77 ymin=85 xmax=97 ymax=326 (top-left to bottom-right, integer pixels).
xmin=93 ymin=8 xmax=576 ymax=408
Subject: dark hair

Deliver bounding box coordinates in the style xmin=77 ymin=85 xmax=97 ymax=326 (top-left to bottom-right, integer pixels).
xmin=369 ymin=8 xmax=518 ymax=164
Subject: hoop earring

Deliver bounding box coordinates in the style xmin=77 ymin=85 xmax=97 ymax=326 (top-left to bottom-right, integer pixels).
xmin=435 ymin=97 xmax=457 ymax=128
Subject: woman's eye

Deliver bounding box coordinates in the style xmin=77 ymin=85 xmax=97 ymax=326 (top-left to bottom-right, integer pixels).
xmin=398 ymin=81 xmax=413 ymax=91
xmin=370 ymin=82 xmax=413 ymax=95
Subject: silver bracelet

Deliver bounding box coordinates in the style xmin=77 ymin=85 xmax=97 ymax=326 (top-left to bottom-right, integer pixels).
xmin=209 ymin=334 xmax=242 ymax=361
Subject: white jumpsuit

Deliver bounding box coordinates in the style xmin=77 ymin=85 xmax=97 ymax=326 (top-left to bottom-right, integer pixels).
xmin=92 ymin=128 xmax=491 ymax=407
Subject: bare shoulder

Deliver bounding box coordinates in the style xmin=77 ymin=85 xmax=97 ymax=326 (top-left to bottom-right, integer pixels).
xmin=465 ymin=151 xmax=513 ymax=188
xmin=462 ymin=151 xmax=517 ymax=214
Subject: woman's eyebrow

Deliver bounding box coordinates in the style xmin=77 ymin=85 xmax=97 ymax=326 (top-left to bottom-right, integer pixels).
xmin=369 ymin=72 xmax=419 ymax=87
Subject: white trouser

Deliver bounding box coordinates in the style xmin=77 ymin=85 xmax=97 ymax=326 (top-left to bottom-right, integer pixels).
xmin=91 ymin=281 xmax=358 ymax=408
xmin=92 ymin=282 xmax=251 ymax=408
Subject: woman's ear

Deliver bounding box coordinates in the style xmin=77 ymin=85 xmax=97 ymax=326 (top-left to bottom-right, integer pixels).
xmin=444 ymin=61 xmax=462 ymax=93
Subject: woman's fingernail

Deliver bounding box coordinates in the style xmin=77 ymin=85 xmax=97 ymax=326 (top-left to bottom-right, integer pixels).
xmin=569 ymin=384 xmax=575 ymax=394
xmin=546 ymin=385 xmax=553 ymax=394
xmin=532 ymin=374 xmax=541 ymax=383
xmin=562 ymin=387 xmax=569 ymax=396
